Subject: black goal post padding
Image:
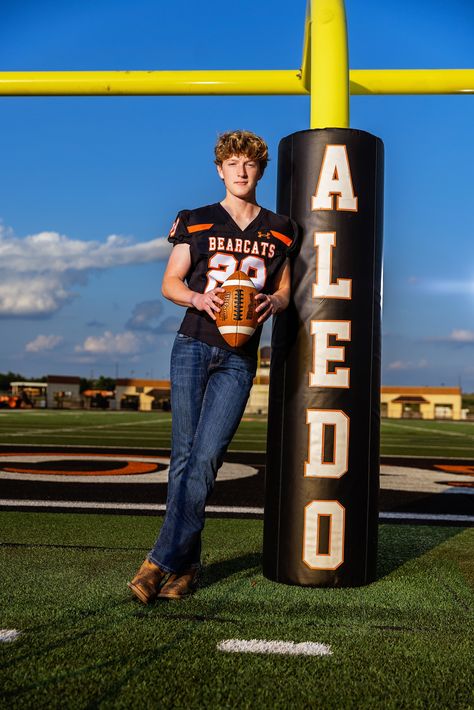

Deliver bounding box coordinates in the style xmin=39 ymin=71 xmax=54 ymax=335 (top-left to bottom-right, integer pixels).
xmin=263 ymin=128 xmax=384 ymax=587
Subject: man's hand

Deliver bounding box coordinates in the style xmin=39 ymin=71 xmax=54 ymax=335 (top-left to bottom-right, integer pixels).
xmin=191 ymin=288 xmax=225 ymax=321
xmin=254 ymin=258 xmax=292 ymax=324
xmin=255 ymin=292 xmax=284 ymax=324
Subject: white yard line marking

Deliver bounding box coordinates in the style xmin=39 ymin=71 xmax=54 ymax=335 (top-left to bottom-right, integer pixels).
xmin=380 ymin=444 xmax=474 ymax=450
xmin=0 ymin=500 xmax=264 ymax=514
xmin=383 ymin=422 xmax=474 ymax=440
xmin=0 ymin=629 xmax=21 ymax=642
xmin=217 ymin=639 xmax=332 ymax=656
xmin=0 ymin=500 xmax=472 ymax=523
xmin=381 ymin=456 xmax=474 ymax=463
xmin=0 ymin=434 xmax=172 ymax=439
xmin=379 ymin=512 xmax=474 ymax=523
xmin=0 ymin=418 xmax=172 ymax=437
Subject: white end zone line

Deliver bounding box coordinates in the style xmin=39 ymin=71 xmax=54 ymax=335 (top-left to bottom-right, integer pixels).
xmin=217 ymin=639 xmax=332 ymax=656
xmin=379 ymin=511 xmax=474 ymax=523
xmin=0 ymin=499 xmax=473 ymax=524
xmin=0 ymin=500 xmax=263 ymax=515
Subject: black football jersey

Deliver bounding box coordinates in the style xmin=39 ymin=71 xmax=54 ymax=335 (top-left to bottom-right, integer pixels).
xmin=167 ymin=202 xmax=299 ymax=359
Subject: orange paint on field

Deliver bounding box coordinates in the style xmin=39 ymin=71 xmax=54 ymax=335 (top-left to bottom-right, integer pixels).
xmin=435 ymin=465 xmax=474 ymax=475
xmin=2 ymin=461 xmax=157 ymax=476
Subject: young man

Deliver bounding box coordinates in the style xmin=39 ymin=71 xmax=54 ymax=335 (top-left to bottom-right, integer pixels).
xmin=128 ymin=130 xmax=298 ymax=603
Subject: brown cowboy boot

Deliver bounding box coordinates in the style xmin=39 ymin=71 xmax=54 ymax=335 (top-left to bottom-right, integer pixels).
xmin=127 ymin=558 xmax=168 ymax=604
xmin=158 ymin=566 xmax=200 ymax=599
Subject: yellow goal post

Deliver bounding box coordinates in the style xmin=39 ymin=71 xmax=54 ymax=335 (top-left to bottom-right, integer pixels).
xmin=0 ymin=0 xmax=472 ymax=130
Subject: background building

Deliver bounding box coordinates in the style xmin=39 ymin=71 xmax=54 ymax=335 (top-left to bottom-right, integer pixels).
xmin=381 ymin=386 xmax=462 ymax=420
xmin=115 ymin=379 xmax=171 ymax=411
xmin=8 ymin=377 xmax=81 ymax=408
xmin=46 ymin=376 xmax=81 ymax=408
xmin=10 ymin=381 xmax=47 ymax=408
xmin=6 ymin=366 xmax=465 ymax=421
xmin=245 ymin=346 xmax=270 ymax=415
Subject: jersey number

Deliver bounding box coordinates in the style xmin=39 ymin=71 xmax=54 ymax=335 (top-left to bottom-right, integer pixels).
xmin=205 ymin=253 xmax=266 ymax=292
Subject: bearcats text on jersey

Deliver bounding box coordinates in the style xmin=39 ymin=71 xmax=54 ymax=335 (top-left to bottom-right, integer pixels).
xmin=167 ymin=202 xmax=299 ymax=359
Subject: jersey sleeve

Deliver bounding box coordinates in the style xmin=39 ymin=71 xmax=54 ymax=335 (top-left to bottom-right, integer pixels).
xmin=288 ymin=219 xmax=301 ymax=257
xmin=286 ymin=218 xmax=300 ymax=257
xmin=167 ymin=210 xmax=191 ymax=246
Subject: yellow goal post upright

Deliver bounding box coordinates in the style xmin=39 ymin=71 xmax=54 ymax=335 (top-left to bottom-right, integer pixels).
xmin=1 ymin=1 xmax=472 ymax=587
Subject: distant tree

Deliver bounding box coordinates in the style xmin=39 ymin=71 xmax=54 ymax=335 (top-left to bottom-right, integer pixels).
xmin=80 ymin=376 xmax=116 ymax=392
xmin=95 ymin=376 xmax=116 ymax=391
xmin=462 ymin=393 xmax=474 ymax=412
xmin=80 ymin=377 xmax=94 ymax=393
xmin=0 ymin=371 xmax=26 ymax=392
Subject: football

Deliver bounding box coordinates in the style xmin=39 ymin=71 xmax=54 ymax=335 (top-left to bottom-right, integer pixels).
xmin=215 ymin=271 xmax=259 ymax=347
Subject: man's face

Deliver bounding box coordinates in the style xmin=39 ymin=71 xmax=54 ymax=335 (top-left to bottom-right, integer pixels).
xmin=217 ymin=154 xmax=262 ymax=198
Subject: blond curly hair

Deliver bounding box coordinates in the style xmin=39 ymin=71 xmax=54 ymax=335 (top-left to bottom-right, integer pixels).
xmin=214 ymin=130 xmax=269 ymax=174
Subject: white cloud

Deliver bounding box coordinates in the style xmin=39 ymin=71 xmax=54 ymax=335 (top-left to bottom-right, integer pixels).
xmin=0 ymin=227 xmax=170 ymax=273
xmin=153 ymin=316 xmax=182 ymax=334
xmin=75 ymin=330 xmax=143 ymax=355
xmin=0 ymin=275 xmax=73 ymax=316
xmin=387 ymin=359 xmax=428 ymax=371
xmin=421 ymin=278 xmax=474 ymax=295
xmin=126 ymin=300 xmax=163 ymax=331
xmin=426 ymin=329 xmax=474 ymax=345
xmin=448 ymin=329 xmax=474 ymax=343
xmin=25 ymin=334 xmax=64 ymax=352
xmin=0 ymin=222 xmax=171 ymax=317
xmin=124 ymin=300 xmax=181 ymax=335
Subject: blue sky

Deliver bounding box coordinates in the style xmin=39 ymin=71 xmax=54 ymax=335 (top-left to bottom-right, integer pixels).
xmin=0 ymin=0 xmax=473 ymax=389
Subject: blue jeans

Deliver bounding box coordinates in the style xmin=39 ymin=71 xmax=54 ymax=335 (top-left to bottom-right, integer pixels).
xmin=148 ymin=333 xmax=257 ymax=573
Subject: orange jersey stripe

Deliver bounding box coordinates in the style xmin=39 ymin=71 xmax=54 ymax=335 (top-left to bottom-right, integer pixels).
xmin=187 ymin=223 xmax=214 ymax=233
xmin=270 ymin=230 xmax=293 ymax=247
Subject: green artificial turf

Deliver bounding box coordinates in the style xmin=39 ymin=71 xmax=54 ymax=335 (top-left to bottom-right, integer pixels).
xmin=1 ymin=409 xmax=474 ymax=457
xmin=1 ymin=512 xmax=473 ymax=708
xmin=0 ymin=410 xmax=266 ymax=453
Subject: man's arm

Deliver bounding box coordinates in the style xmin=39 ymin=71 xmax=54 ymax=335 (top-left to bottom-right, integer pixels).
xmin=162 ymin=244 xmax=224 ymax=321
xmin=255 ymin=258 xmax=291 ymax=324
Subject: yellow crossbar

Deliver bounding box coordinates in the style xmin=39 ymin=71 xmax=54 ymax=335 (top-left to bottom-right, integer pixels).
xmin=0 ymin=0 xmax=472 ymax=134
xmin=0 ymin=69 xmax=472 ymax=97
xmin=350 ymin=69 xmax=474 ymax=95
xmin=0 ymin=70 xmax=303 ymax=96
